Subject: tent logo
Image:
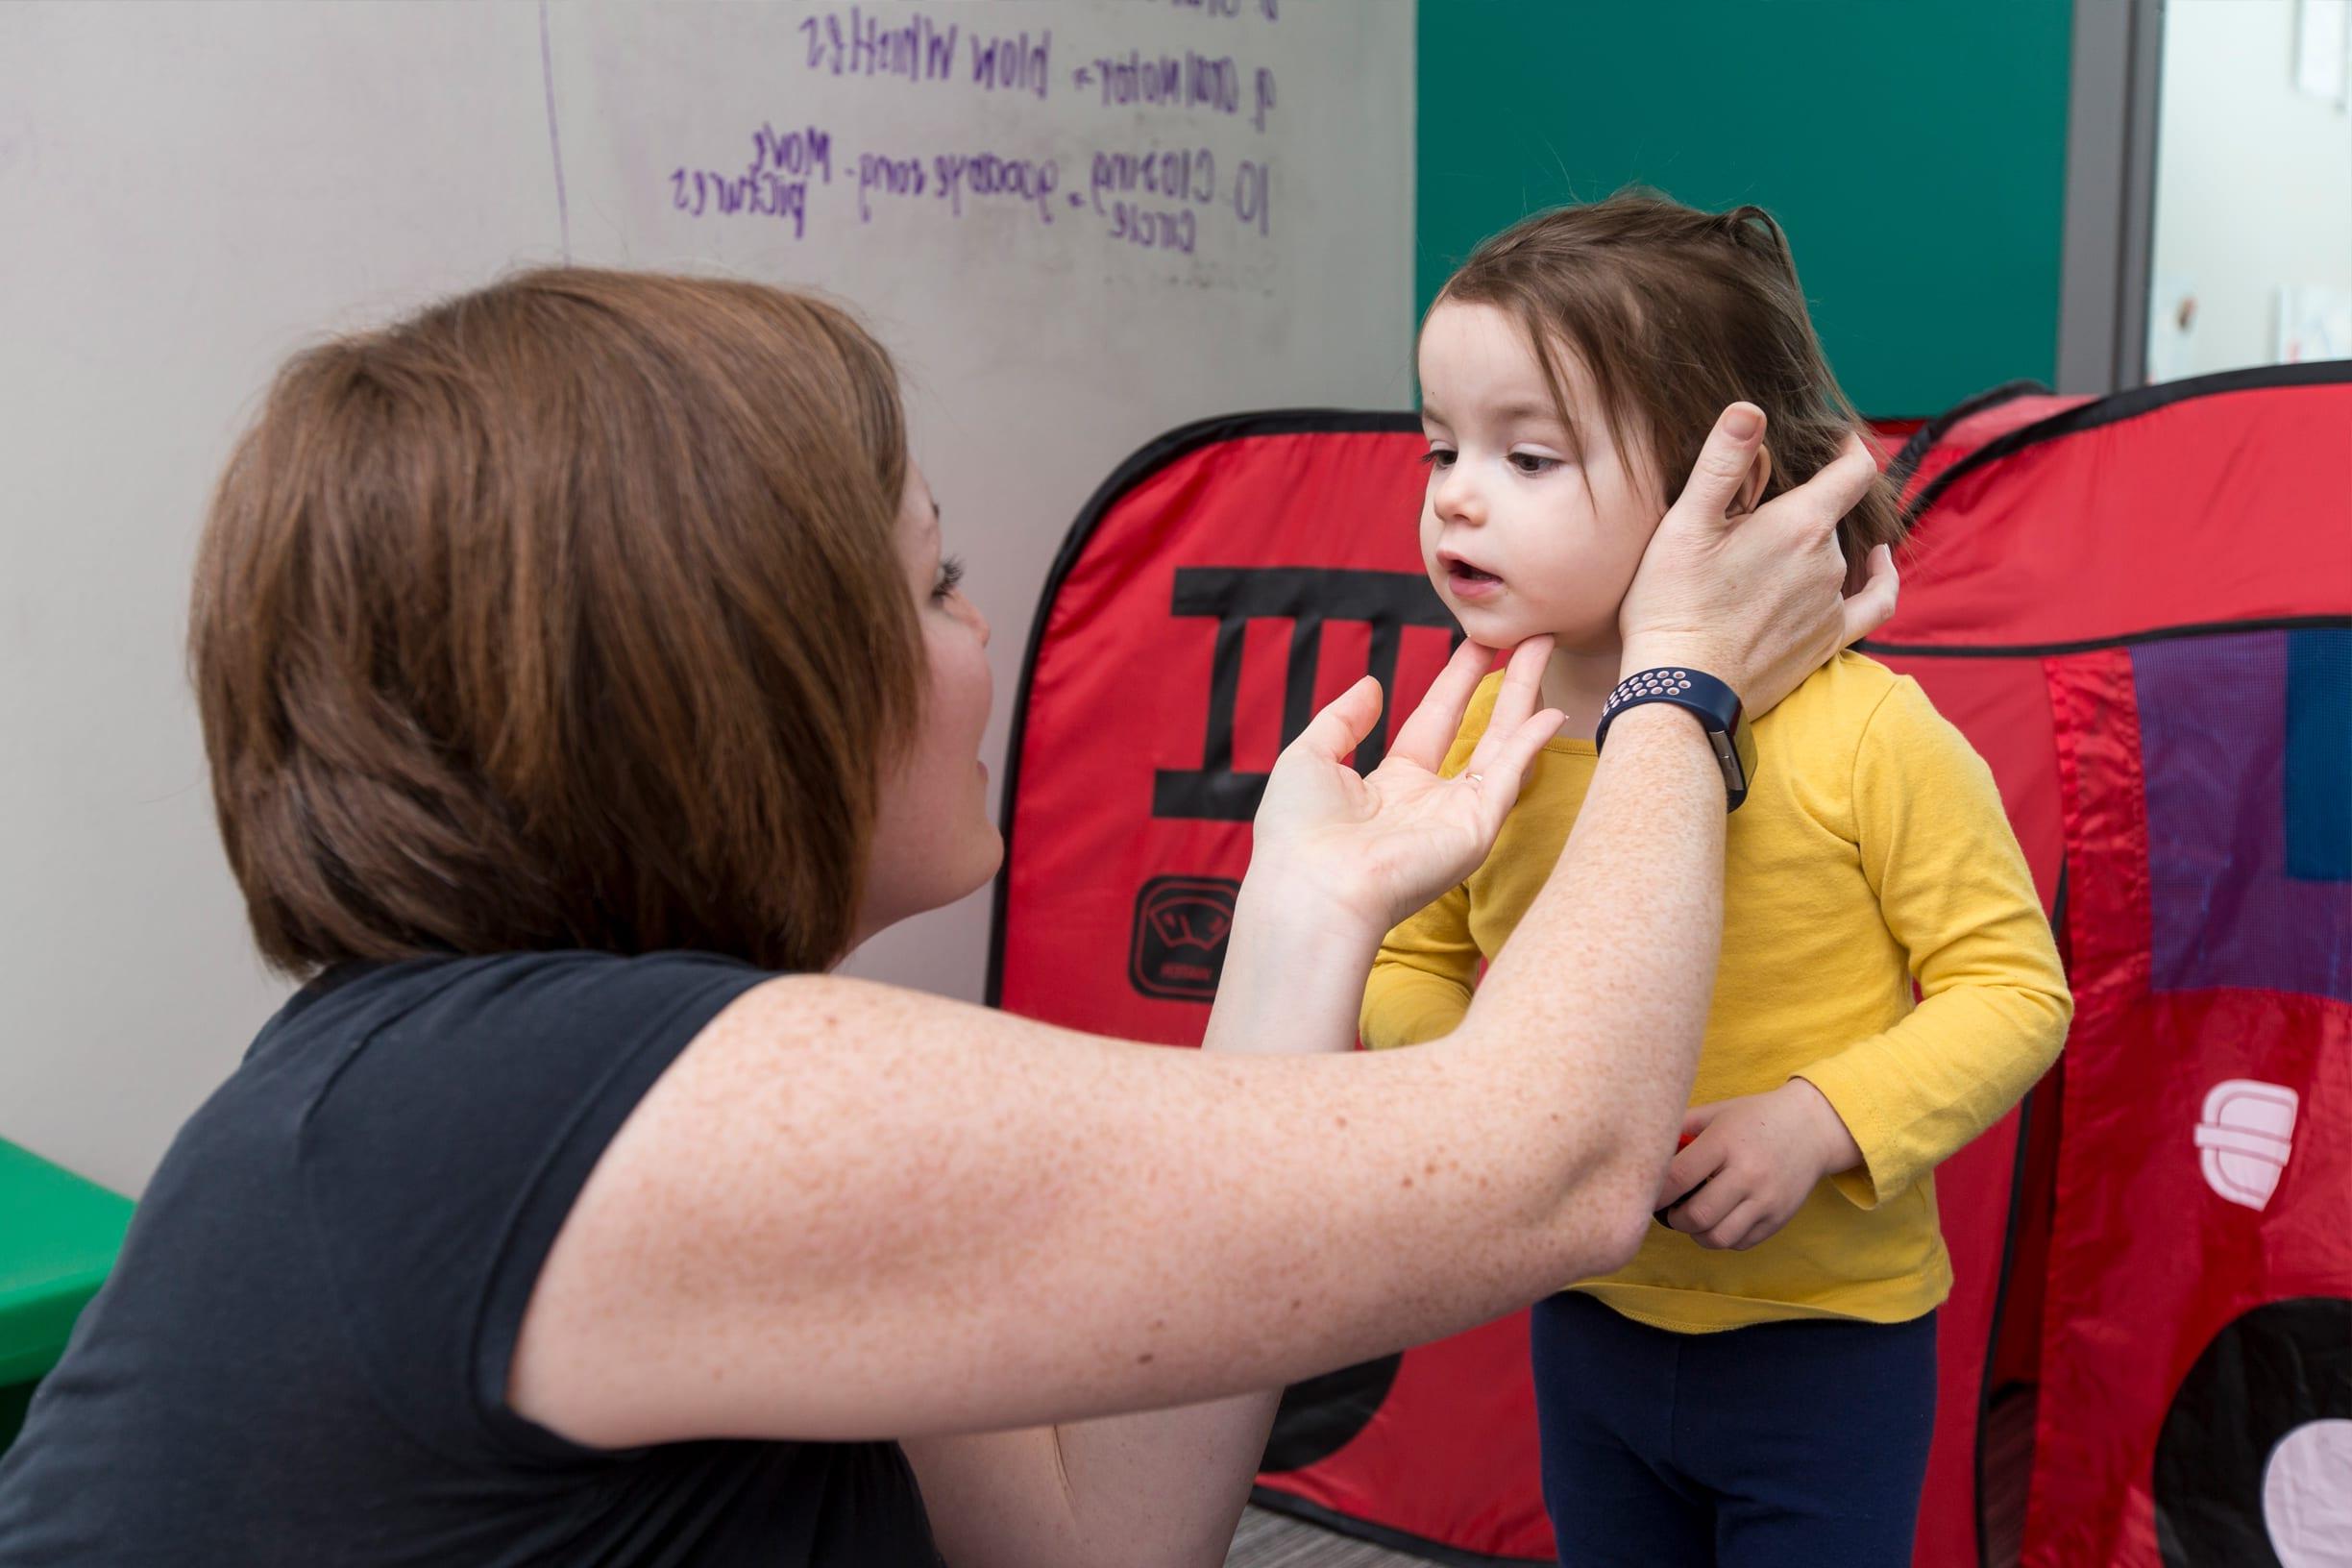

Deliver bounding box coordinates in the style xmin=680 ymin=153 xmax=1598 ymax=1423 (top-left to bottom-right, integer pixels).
xmin=1130 ymin=875 xmax=1239 ymax=1001
xmin=2195 ymin=1079 xmax=2299 ymax=1211
xmin=1153 ymin=566 xmax=1459 ymax=821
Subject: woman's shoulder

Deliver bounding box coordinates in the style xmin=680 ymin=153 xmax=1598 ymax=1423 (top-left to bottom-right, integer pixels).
xmin=282 ymin=948 xmax=774 ymax=1161
xmin=258 ymin=949 xmax=771 ymax=1065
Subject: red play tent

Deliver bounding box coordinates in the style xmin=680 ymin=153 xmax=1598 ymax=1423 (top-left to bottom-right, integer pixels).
xmin=989 ymin=364 xmax=2352 ymax=1566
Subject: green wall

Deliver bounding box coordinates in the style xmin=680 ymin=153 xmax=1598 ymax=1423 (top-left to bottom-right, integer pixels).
xmin=1415 ymin=1 xmax=2075 ymax=417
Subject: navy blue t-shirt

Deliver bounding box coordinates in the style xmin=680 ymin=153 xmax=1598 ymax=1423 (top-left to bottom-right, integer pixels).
xmin=0 ymin=951 xmax=942 ymax=1566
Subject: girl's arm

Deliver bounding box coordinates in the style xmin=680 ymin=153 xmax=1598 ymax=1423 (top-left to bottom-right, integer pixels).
xmin=1360 ymin=881 xmax=1479 ymax=1049
xmin=1788 ymin=675 xmax=2072 ymax=1208
xmin=1661 ymin=674 xmax=2070 ymax=1249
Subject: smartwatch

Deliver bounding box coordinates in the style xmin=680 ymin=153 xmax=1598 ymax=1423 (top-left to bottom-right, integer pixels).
xmin=1594 ymin=667 xmax=1757 ymax=812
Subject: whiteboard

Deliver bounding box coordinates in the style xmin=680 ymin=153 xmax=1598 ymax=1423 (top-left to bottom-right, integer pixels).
xmin=0 ymin=0 xmax=1415 ymax=1193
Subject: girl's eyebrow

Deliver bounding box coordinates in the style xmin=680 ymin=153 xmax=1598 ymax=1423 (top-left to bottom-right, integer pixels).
xmin=1419 ymin=399 xmax=1566 ymax=428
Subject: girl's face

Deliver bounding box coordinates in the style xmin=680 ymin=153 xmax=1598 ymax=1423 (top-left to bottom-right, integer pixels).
xmin=1416 ymin=300 xmax=1664 ymax=651
xmin=854 ymin=462 xmax=1000 ymax=945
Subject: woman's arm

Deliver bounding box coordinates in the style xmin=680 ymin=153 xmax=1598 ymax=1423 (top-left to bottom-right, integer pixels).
xmin=508 ymin=703 xmax=1720 ymax=1446
xmin=506 ymin=404 xmax=1895 ymax=1547
xmin=905 ymin=646 xmax=1556 ymax=1568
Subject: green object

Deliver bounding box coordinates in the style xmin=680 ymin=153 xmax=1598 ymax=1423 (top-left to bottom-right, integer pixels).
xmin=0 ymin=1139 xmax=134 ymax=1448
xmin=1415 ymin=0 xmax=2073 ymax=416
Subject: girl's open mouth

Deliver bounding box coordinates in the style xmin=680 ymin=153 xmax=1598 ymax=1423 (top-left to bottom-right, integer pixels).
xmin=1445 ymin=559 xmax=1504 ymax=600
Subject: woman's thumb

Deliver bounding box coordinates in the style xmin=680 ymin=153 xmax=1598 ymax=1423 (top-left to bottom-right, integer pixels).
xmin=1673 ymin=404 xmax=1767 ymax=527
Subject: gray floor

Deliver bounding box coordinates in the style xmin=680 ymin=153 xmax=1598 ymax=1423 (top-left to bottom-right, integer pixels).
xmin=1224 ymin=1506 xmax=1438 ymax=1568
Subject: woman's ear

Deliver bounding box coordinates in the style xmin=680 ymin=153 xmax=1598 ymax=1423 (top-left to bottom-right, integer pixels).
xmin=1733 ymin=447 xmax=1774 ymax=516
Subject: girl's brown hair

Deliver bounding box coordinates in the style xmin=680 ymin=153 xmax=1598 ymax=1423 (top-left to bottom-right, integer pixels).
xmin=190 ymin=268 xmax=922 ymax=977
xmin=1434 ymin=190 xmax=1902 ymax=575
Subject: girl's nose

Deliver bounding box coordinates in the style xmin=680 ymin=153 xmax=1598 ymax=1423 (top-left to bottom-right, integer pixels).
xmin=1433 ymin=465 xmax=1484 ymax=527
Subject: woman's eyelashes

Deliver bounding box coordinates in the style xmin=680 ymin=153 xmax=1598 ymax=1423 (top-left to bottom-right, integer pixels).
xmin=932 ymin=554 xmax=966 ymax=600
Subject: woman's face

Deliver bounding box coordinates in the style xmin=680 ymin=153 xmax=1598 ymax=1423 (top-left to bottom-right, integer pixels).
xmin=853 ymin=463 xmax=1001 ymax=946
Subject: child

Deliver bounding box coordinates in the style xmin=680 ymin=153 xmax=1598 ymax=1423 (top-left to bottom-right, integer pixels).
xmin=1362 ymin=192 xmax=2073 ymax=1566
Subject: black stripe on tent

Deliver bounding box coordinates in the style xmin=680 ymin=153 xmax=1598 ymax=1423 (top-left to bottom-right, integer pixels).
xmin=1246 ymin=1487 xmax=1546 ymax=1568
xmin=987 ymin=410 xmax=1421 ymax=1008
xmin=1900 ymin=358 xmax=2352 ymax=529
xmin=1860 ymin=615 xmax=2352 ymax=661
xmin=1885 ymin=379 xmax=2050 ymax=496
xmin=1975 ymin=865 xmax=2065 ymax=1568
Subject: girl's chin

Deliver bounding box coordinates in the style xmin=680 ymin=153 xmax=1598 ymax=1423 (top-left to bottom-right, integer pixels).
xmin=1447 ymin=607 xmax=1549 ymax=649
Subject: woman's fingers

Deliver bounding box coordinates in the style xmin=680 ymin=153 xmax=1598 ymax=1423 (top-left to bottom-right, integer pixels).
xmin=1468 ymin=707 xmax=1566 ymax=827
xmin=1284 ymin=674 xmax=1384 ymax=768
xmin=1457 ymin=635 xmax=1553 ymax=772
xmin=1666 ymin=403 xmax=1769 ymax=531
xmin=1793 ymin=431 xmax=1882 ymax=544
xmin=1841 ymin=543 xmax=1900 ymax=648
xmin=1384 ymin=638 xmax=1495 ymax=773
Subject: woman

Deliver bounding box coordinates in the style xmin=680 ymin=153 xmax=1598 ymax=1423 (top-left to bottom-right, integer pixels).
xmin=0 ymin=270 xmax=1892 ymax=1566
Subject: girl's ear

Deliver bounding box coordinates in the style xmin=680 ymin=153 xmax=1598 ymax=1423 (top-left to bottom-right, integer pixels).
xmin=1732 ymin=446 xmax=1774 ymax=516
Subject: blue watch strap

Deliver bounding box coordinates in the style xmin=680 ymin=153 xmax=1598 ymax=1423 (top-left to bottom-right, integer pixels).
xmin=1593 ymin=667 xmax=1758 ymax=812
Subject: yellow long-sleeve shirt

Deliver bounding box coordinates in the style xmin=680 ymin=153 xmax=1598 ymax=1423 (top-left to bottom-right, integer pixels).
xmin=1361 ymin=652 xmax=2072 ymax=1333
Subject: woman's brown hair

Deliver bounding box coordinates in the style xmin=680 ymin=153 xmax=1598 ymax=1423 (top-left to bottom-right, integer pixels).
xmin=1434 ymin=189 xmax=1902 ymax=576
xmin=190 ymin=269 xmax=921 ymax=977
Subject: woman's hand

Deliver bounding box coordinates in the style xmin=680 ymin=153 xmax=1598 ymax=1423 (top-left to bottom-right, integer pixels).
xmin=1249 ymin=634 xmax=1564 ymax=941
xmin=1618 ymin=404 xmax=1899 ymax=718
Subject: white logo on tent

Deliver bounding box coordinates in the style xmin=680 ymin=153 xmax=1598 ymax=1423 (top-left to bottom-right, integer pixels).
xmin=2194 ymin=1079 xmax=2299 ymax=1211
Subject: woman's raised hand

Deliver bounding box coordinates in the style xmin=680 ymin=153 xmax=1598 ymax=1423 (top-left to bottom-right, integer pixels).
xmin=1250 ymin=635 xmax=1564 ymax=938
xmin=1618 ymin=404 xmax=1899 ymax=718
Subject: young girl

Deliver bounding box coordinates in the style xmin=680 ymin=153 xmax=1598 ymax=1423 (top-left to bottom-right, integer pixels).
xmin=1363 ymin=193 xmax=2073 ymax=1566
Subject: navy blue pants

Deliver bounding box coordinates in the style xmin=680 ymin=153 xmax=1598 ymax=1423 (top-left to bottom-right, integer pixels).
xmin=1530 ymin=1290 xmax=1938 ymax=1567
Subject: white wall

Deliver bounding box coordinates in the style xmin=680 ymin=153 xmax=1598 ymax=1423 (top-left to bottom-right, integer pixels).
xmin=2149 ymin=0 xmax=2352 ymax=378
xmin=0 ymin=0 xmax=1416 ymax=1195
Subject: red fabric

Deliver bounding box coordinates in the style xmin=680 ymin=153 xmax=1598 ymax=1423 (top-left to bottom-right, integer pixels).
xmin=2023 ymin=651 xmax=2352 ymax=1566
xmin=998 ymin=427 xmax=1455 ymax=1044
xmin=1894 ymin=394 xmax=2087 ymax=509
xmin=1269 ymin=1311 xmax=1550 ymax=1556
xmin=1881 ymin=385 xmax=2352 ymax=650
xmin=1867 ymin=653 xmax=2066 ymax=1568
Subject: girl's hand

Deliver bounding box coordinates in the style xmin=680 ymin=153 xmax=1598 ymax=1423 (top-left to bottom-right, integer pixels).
xmin=1249 ymin=635 xmax=1565 ymax=941
xmin=1655 ymin=1079 xmax=1866 ymax=1251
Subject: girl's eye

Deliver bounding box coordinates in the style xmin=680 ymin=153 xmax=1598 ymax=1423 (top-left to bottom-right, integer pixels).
xmin=1419 ymin=448 xmax=1457 ymax=470
xmin=1508 ymin=453 xmax=1561 ymax=476
xmin=932 ymin=554 xmax=967 ymax=600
